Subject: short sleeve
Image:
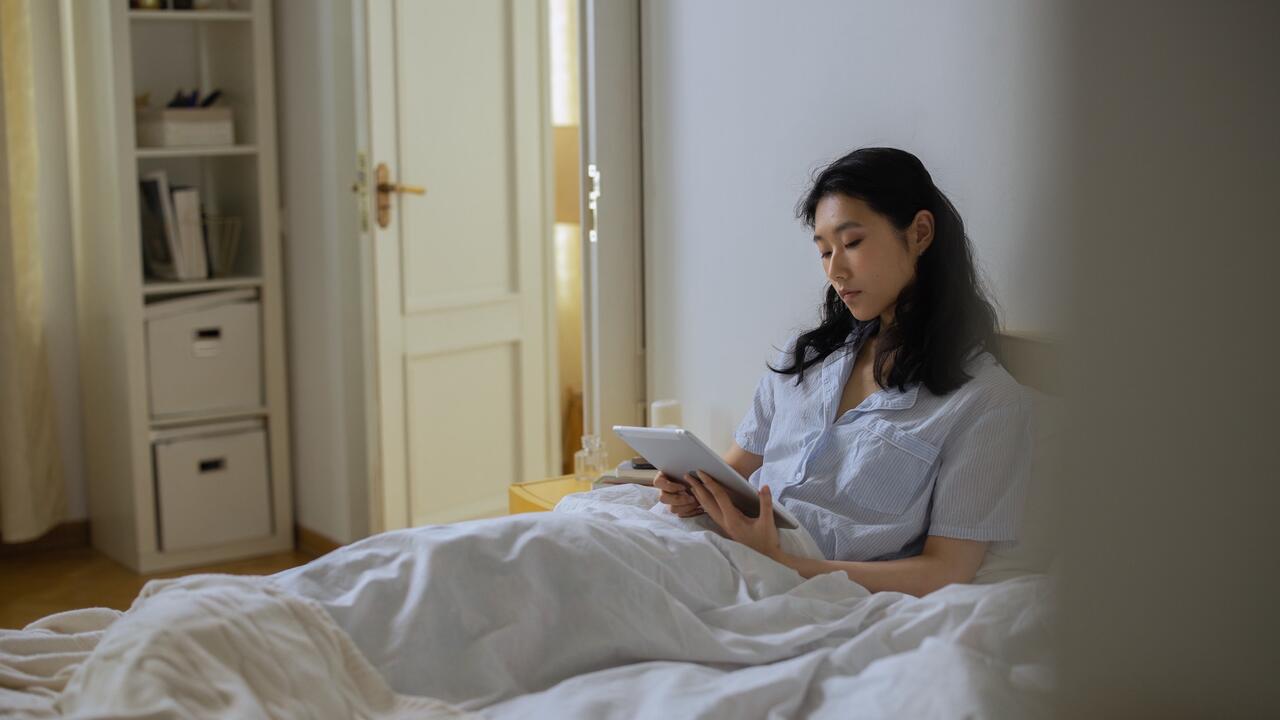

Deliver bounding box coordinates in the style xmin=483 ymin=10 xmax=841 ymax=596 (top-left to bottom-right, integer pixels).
xmin=732 ymin=372 xmax=775 ymax=455
xmin=928 ymin=397 xmax=1034 ymax=542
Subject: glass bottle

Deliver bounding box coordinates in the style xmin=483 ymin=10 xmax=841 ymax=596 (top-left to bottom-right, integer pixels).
xmin=574 ymin=434 xmax=607 ymax=482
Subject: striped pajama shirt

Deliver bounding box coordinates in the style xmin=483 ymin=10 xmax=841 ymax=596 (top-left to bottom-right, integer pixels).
xmin=734 ymin=322 xmax=1034 ymax=562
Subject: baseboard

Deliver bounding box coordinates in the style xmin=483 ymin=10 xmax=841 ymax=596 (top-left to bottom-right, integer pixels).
xmin=0 ymin=521 xmax=345 ymax=562
xmin=294 ymin=524 xmax=342 ymax=558
xmin=0 ymin=520 xmax=91 ymax=557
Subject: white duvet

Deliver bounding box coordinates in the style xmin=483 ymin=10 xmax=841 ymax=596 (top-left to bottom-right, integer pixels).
xmin=0 ymin=485 xmax=1054 ymax=719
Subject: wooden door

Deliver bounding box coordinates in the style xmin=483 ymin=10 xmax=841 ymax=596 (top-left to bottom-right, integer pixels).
xmin=366 ymin=0 xmax=552 ymax=529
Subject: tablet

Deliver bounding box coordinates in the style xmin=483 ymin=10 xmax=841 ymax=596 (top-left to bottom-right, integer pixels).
xmin=612 ymin=426 xmax=799 ymax=530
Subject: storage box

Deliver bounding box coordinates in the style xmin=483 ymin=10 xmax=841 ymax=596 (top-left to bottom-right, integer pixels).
xmin=145 ymin=290 xmax=263 ymax=417
xmin=136 ymin=107 xmax=235 ymax=147
xmin=153 ymin=419 xmax=272 ymax=553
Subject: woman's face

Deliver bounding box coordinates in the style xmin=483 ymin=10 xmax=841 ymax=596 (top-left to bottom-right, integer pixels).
xmin=812 ymin=194 xmax=933 ymax=324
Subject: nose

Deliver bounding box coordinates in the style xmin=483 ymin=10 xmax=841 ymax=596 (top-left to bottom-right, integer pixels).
xmin=827 ymin=251 xmax=849 ymax=282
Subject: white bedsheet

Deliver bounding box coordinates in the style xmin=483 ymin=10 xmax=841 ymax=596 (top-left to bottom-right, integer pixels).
xmin=0 ymin=576 xmax=471 ymax=719
xmin=0 ymin=485 xmax=1053 ymax=718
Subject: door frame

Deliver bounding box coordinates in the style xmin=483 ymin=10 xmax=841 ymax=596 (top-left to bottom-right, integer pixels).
xmin=349 ymin=0 xmax=383 ymax=533
xmin=578 ymin=0 xmax=647 ymax=465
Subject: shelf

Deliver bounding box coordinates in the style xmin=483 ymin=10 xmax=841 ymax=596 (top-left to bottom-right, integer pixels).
xmin=144 ymin=276 xmax=262 ymax=296
xmin=129 ymin=10 xmax=253 ymax=22
xmin=150 ymin=406 xmax=269 ymax=432
xmin=137 ymin=145 xmax=258 ymax=159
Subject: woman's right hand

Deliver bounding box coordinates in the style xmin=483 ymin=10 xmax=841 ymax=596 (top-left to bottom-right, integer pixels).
xmin=655 ymin=472 xmax=704 ymax=518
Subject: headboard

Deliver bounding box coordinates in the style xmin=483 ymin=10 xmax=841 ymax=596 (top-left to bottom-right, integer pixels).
xmin=990 ymin=331 xmax=1061 ymax=396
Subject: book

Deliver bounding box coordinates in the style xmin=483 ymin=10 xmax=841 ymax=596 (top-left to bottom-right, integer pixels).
xmin=613 ymin=458 xmax=659 ymax=483
xmin=171 ymin=186 xmax=208 ymax=279
xmin=592 ymin=459 xmax=659 ymax=488
xmin=138 ymin=175 xmax=177 ymax=280
xmin=140 ymin=170 xmax=184 ymax=278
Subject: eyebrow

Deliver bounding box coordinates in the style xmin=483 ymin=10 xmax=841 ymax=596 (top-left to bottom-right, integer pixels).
xmin=812 ymin=220 xmax=863 ymax=243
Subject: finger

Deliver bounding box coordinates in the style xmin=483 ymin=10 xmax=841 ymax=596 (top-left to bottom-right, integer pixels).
xmin=697 ymin=471 xmax=746 ymax=524
xmin=663 ymin=495 xmax=699 ymax=511
xmin=692 ymin=472 xmax=733 ymax=527
xmin=759 ymin=484 xmax=775 ymax=525
xmin=659 ymin=489 xmax=692 ymax=503
xmin=659 ymin=474 xmax=691 ymax=494
xmin=686 ymin=472 xmax=726 ymax=525
xmin=676 ymin=507 xmax=705 ymax=518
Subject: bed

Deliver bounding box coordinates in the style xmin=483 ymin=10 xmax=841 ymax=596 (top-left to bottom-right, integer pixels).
xmin=0 ymin=333 xmax=1061 ymax=719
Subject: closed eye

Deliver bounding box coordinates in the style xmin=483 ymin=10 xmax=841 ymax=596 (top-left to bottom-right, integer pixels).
xmin=844 ymin=239 xmax=862 ymax=249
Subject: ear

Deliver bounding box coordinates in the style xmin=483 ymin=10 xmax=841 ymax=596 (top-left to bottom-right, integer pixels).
xmin=909 ymin=210 xmax=935 ymax=258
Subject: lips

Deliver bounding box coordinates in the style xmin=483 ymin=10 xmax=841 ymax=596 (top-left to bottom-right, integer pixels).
xmin=839 ymin=290 xmax=861 ymax=300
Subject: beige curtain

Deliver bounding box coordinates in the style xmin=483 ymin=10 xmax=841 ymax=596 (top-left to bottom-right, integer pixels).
xmin=0 ymin=0 xmax=66 ymax=543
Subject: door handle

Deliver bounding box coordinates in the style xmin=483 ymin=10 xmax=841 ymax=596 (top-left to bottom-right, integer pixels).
xmin=377 ymin=181 xmax=426 ymax=195
xmin=375 ymin=163 xmax=426 ymax=228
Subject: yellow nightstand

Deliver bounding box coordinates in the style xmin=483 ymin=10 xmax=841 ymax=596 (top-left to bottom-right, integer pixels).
xmin=508 ymin=475 xmax=595 ymax=514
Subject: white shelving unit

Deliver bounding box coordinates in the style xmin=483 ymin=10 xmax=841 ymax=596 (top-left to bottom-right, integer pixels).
xmin=65 ymin=0 xmax=292 ymax=572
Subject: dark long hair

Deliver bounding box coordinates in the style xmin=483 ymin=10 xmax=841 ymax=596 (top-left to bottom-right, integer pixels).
xmin=770 ymin=147 xmax=998 ymax=396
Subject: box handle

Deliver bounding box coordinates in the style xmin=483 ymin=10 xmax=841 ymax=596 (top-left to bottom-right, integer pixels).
xmin=198 ymin=458 xmax=226 ymax=473
xmin=192 ymin=327 xmax=222 ymax=358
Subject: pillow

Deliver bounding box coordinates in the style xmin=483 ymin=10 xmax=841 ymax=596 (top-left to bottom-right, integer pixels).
xmin=971 ymin=387 xmax=1064 ymax=584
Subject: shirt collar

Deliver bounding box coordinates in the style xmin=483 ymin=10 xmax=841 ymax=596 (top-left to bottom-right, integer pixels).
xmin=862 ymin=383 xmax=919 ymax=411
xmin=821 ymin=320 xmax=920 ymax=419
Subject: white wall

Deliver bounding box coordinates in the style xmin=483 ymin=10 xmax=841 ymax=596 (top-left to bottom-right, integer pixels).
xmin=641 ymin=0 xmax=1069 ymax=447
xmin=30 ymin=0 xmax=87 ymax=521
xmin=274 ymin=0 xmax=369 ymax=544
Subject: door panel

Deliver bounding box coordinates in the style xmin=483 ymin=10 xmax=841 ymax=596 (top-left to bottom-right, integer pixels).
xmin=396 ymin=0 xmax=516 ymax=308
xmin=406 ymin=342 xmax=519 ymax=525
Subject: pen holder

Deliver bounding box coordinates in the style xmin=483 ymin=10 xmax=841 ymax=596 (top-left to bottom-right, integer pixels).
xmin=136 ymin=107 xmax=234 ymax=148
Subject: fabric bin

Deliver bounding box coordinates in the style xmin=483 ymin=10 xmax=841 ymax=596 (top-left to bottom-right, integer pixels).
xmin=153 ymin=419 xmax=272 ymax=553
xmin=145 ymin=290 xmax=262 ymax=417
xmin=136 ymin=107 xmax=234 ymax=147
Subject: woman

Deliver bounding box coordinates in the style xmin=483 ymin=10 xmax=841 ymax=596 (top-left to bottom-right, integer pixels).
xmin=656 ymin=147 xmax=1032 ymax=597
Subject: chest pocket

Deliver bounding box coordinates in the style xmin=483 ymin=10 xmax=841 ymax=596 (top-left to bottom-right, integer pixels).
xmin=839 ymin=418 xmax=940 ymax=515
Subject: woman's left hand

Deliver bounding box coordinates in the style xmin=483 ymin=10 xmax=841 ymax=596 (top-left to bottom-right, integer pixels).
xmin=685 ymin=471 xmax=783 ymax=561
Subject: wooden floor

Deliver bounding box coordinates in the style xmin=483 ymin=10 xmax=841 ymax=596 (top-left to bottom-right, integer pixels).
xmin=0 ymin=547 xmax=315 ymax=630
